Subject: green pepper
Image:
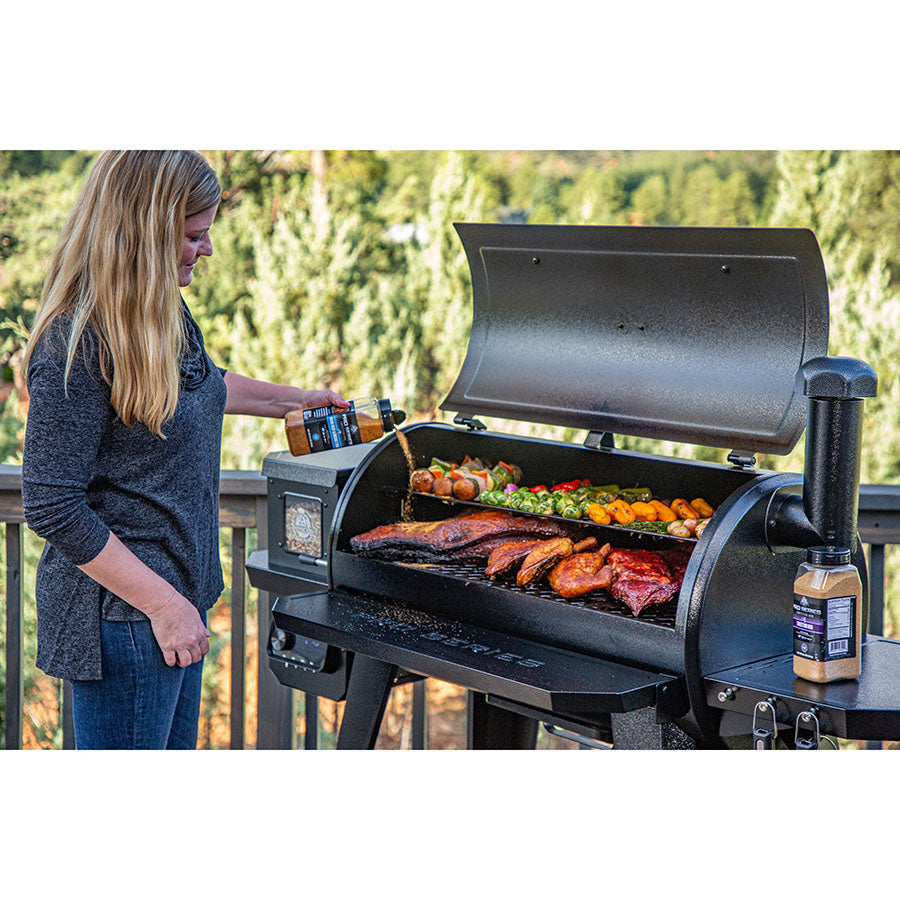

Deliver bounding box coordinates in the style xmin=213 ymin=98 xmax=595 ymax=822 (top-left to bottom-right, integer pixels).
xmin=620 ymin=487 xmax=653 ymax=503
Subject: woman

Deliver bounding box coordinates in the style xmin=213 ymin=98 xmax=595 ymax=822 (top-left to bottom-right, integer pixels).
xmin=21 ymin=150 xmax=347 ymax=750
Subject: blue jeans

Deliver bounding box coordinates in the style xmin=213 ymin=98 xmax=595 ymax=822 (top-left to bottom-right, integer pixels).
xmin=69 ymin=616 xmax=205 ymax=750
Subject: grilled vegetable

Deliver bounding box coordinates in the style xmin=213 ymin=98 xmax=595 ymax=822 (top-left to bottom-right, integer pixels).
xmin=552 ymin=479 xmax=583 ymax=493
xmin=695 ymin=519 xmax=710 ymax=538
xmin=587 ymin=503 xmax=612 ymax=525
xmin=433 ymin=476 xmax=453 ymax=497
xmin=605 ymin=499 xmax=636 ymax=525
xmin=649 ymin=500 xmax=677 ymax=522
xmin=561 ymin=505 xmax=582 ymax=519
xmin=671 ymin=498 xmax=700 ymax=519
xmin=620 ymin=487 xmax=653 ymax=504
xmin=410 ymin=469 xmax=435 ymax=493
xmin=628 ymin=521 xmax=673 ymax=534
xmin=630 ymin=501 xmax=658 ymax=522
xmin=667 ymin=520 xmax=693 ymax=538
xmin=691 ymin=498 xmax=715 ymax=518
xmin=452 ymin=477 xmax=479 ymax=501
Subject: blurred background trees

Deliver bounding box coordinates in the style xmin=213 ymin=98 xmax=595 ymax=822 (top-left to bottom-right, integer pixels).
xmin=3 ymin=148 xmax=899 ymax=745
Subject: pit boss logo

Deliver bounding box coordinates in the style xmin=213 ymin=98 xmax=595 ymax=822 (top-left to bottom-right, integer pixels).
xmin=352 ymin=612 xmax=545 ymax=669
xmin=291 ymin=507 xmax=314 ymax=542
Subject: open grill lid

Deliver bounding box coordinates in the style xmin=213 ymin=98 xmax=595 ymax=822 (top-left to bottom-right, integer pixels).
xmin=441 ymin=224 xmax=830 ymax=455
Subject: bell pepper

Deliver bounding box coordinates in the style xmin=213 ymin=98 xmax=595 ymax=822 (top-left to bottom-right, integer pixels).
xmin=551 ymin=479 xmax=583 ymax=493
xmin=649 ymin=500 xmax=677 ymax=522
xmin=604 ymin=499 xmax=636 ymax=525
xmin=587 ymin=503 xmax=612 ymax=525
xmin=529 ymin=485 xmax=548 ymax=493
xmin=671 ymin=498 xmax=700 ymax=519
xmin=620 ymin=487 xmax=653 ymax=503
xmin=630 ymin=501 xmax=658 ymax=522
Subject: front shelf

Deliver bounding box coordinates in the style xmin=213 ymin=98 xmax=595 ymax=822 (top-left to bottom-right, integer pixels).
xmin=267 ymin=586 xmax=683 ymax=720
xmin=706 ymin=637 xmax=900 ymax=741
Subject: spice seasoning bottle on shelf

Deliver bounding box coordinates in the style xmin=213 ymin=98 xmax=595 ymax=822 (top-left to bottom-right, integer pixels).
xmin=284 ymin=397 xmax=406 ymax=456
xmin=793 ymin=546 xmax=863 ymax=683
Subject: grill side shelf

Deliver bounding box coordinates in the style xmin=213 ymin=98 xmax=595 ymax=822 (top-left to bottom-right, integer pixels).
xmin=269 ymin=587 xmax=682 ymax=719
xmin=705 ymin=637 xmax=900 ymax=742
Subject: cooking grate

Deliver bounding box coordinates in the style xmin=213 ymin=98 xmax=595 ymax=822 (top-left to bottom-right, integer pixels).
xmin=396 ymin=557 xmax=679 ymax=628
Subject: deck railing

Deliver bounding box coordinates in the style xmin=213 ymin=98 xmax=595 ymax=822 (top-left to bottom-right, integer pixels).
xmin=2 ymin=465 xmax=898 ymax=750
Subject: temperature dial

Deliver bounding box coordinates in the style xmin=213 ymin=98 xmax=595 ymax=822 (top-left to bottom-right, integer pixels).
xmin=271 ymin=628 xmax=293 ymax=652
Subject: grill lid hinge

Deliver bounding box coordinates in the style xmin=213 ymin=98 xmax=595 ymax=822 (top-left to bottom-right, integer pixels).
xmin=453 ymin=413 xmax=487 ymax=431
xmin=727 ymin=449 xmax=757 ymax=469
xmin=585 ymin=431 xmax=616 ymax=451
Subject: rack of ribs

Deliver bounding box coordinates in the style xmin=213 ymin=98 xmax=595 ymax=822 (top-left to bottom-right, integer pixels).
xmin=349 ymin=509 xmax=574 ymax=561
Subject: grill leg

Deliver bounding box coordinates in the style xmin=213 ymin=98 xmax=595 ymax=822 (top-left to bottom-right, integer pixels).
xmin=336 ymin=655 xmax=397 ymax=750
xmin=466 ymin=692 xmax=538 ymax=750
xmin=610 ymin=707 xmax=697 ymax=750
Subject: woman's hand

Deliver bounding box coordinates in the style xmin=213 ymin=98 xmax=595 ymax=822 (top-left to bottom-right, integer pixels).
xmin=293 ymin=389 xmax=349 ymax=413
xmin=147 ymin=588 xmax=211 ymax=667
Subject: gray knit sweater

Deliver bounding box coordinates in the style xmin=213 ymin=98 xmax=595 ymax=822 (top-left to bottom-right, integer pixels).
xmin=22 ymin=302 xmax=227 ymax=680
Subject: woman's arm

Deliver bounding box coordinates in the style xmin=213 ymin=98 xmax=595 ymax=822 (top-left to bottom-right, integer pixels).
xmin=79 ymin=533 xmax=210 ymax=668
xmin=223 ymin=371 xmax=347 ymax=418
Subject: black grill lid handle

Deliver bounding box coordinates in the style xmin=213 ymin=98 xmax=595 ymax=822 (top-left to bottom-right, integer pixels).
xmin=802 ymin=356 xmax=877 ymax=399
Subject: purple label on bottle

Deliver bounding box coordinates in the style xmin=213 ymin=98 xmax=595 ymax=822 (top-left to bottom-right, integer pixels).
xmin=793 ymin=593 xmax=856 ymax=662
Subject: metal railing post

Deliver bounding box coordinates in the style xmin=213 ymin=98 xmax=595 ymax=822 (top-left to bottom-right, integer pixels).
xmin=230 ymin=527 xmax=247 ymax=749
xmin=4 ymin=523 xmax=23 ymax=750
xmin=254 ymin=494 xmax=294 ymax=749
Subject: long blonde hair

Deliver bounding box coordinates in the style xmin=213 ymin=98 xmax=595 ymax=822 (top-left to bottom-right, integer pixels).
xmin=24 ymin=150 xmax=221 ymax=437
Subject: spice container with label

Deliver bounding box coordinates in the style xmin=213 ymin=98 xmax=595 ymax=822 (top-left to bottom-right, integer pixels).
xmin=284 ymin=397 xmax=406 ymax=456
xmin=793 ymin=546 xmax=863 ymax=683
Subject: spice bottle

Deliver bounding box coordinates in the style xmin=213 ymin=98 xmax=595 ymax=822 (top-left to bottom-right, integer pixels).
xmin=793 ymin=546 xmax=863 ymax=683
xmin=284 ymin=397 xmax=406 ymax=456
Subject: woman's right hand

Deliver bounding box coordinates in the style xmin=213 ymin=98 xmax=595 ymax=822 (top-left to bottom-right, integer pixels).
xmin=147 ymin=589 xmax=211 ymax=667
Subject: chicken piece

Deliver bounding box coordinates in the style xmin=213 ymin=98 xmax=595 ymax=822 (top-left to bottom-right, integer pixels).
xmin=548 ymin=543 xmax=613 ymax=599
xmin=485 ymin=540 xmax=546 ymax=579
xmin=517 ymin=537 xmax=576 ymax=586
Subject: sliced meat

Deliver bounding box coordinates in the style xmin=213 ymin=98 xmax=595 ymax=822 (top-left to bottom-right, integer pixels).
xmin=485 ymin=540 xmax=546 ymax=579
xmin=350 ymin=509 xmax=573 ymax=561
xmin=607 ymin=549 xmax=680 ymax=616
xmin=547 ymin=543 xmax=613 ymax=598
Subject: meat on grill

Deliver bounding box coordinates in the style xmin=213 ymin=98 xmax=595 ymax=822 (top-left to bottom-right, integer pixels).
xmin=485 ymin=540 xmax=546 ymax=579
xmin=547 ymin=543 xmax=613 ymax=598
xmin=516 ymin=537 xmax=601 ymax=586
xmin=349 ymin=509 xmax=573 ymax=562
xmin=607 ymin=549 xmax=682 ymax=615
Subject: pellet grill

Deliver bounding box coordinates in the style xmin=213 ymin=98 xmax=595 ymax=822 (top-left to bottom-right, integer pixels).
xmin=247 ymin=224 xmax=900 ymax=750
